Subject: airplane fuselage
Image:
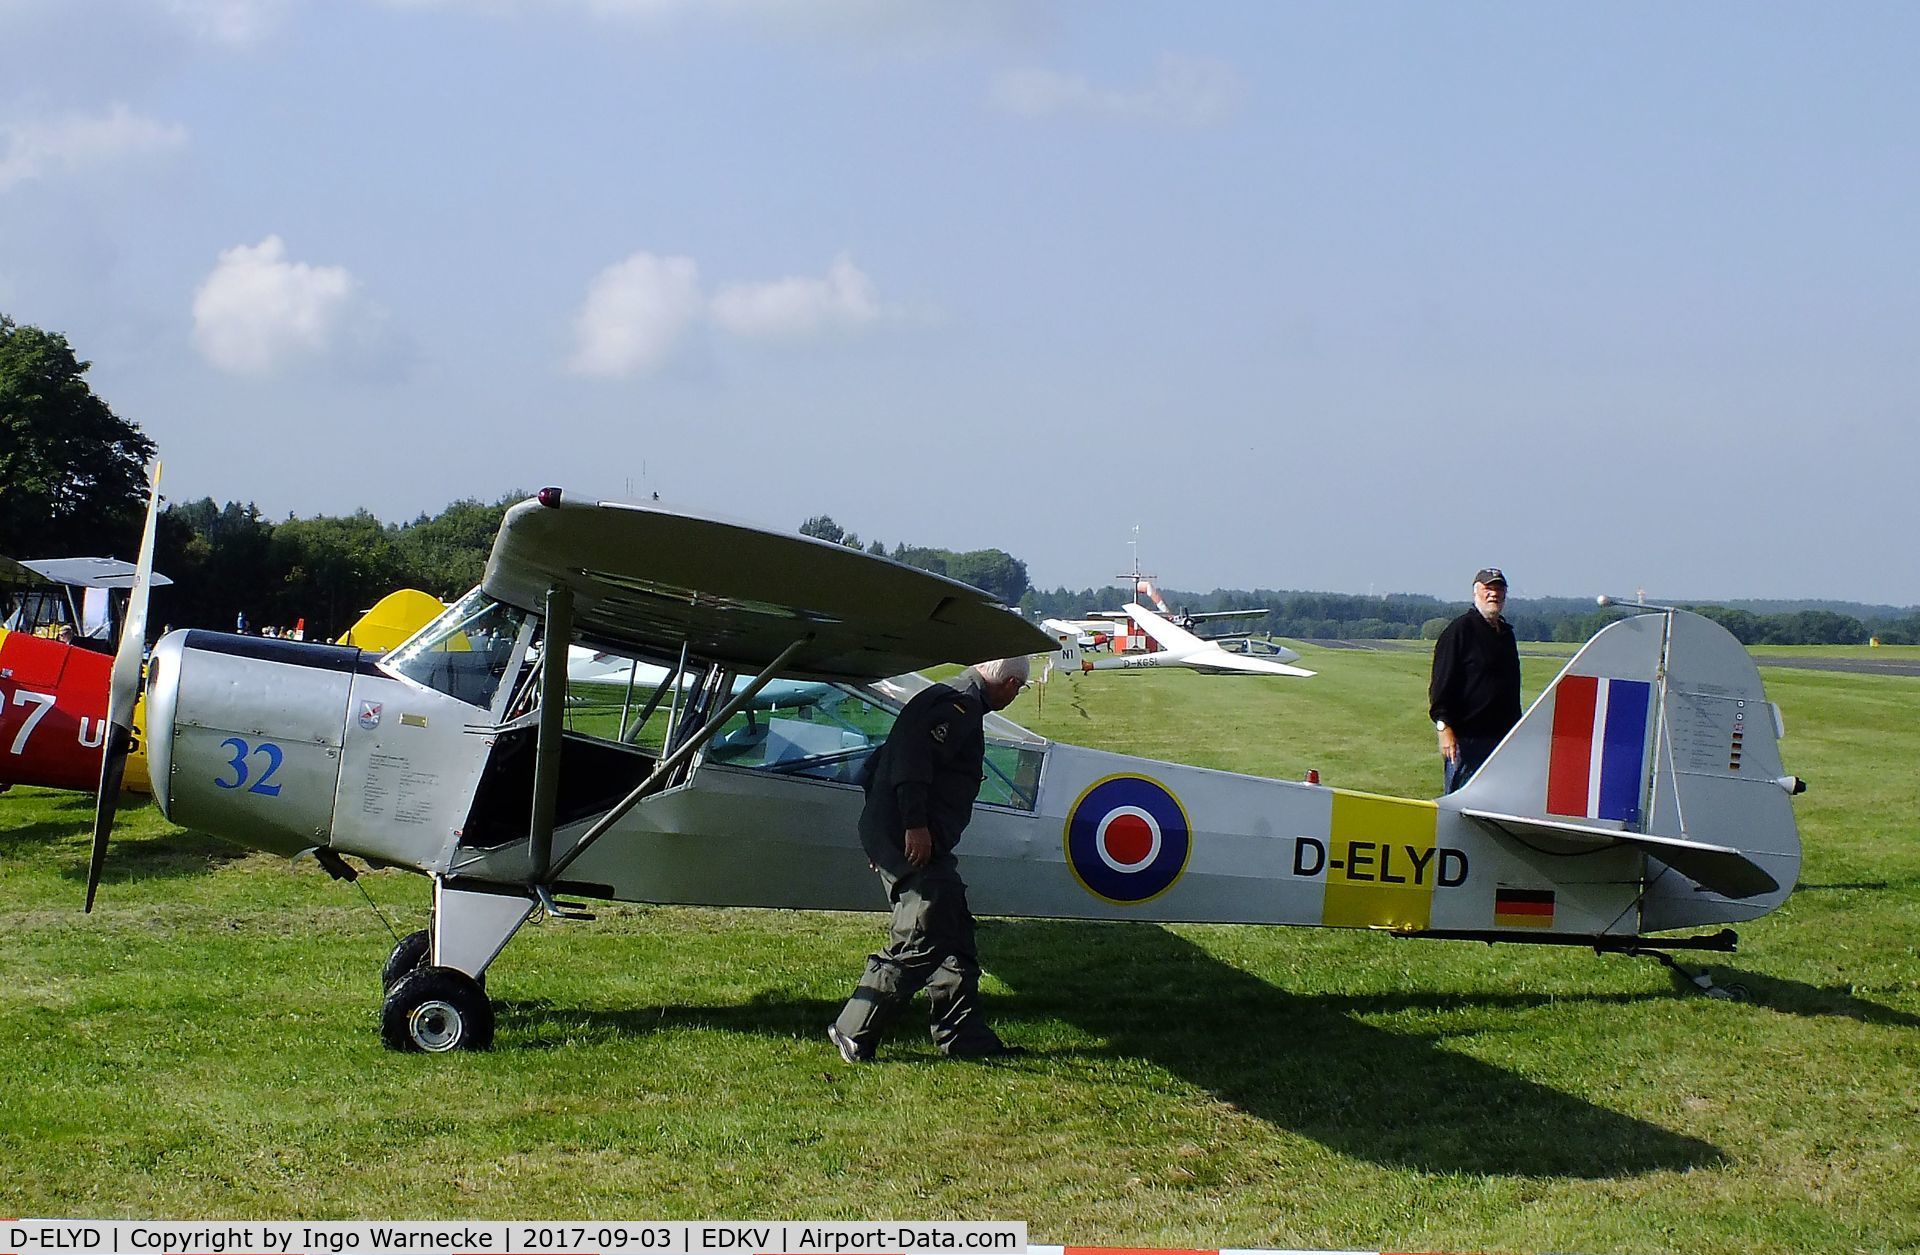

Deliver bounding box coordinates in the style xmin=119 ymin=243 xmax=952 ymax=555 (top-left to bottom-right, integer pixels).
xmin=139 ymin=609 xmax=1790 ymax=945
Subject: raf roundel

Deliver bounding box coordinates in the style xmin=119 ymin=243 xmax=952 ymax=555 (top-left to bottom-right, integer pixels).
xmin=1064 ymin=774 xmax=1193 ymax=905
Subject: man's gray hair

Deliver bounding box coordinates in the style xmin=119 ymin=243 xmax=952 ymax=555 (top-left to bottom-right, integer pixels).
xmin=970 ymin=655 xmax=1031 ymax=686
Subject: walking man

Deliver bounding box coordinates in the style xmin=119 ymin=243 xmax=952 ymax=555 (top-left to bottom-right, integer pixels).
xmin=829 ymin=655 xmax=1031 ymax=1062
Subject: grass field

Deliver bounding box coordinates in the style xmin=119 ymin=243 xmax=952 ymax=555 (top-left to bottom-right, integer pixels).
xmin=2 ymin=645 xmax=1916 ymax=1253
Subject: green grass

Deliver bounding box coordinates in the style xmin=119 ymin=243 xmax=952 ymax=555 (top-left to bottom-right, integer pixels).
xmin=2 ymin=649 xmax=1916 ymax=1253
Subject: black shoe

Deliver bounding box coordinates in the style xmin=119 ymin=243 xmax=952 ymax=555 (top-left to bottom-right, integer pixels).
xmin=827 ymin=1025 xmax=871 ymax=1064
xmin=947 ymin=1042 xmax=1028 ymax=1060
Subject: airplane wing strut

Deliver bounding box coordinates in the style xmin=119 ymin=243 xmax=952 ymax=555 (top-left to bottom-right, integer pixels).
xmin=541 ymin=634 xmax=811 ymax=889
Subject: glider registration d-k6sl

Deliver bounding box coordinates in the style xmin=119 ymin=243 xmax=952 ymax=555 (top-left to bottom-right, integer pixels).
xmin=92 ymin=489 xmax=1805 ymax=1051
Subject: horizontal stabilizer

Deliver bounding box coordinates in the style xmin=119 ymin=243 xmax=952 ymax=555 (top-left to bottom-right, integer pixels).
xmin=1461 ymin=807 xmax=1779 ymax=899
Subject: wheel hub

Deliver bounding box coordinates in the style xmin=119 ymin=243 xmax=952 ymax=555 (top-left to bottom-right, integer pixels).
xmin=408 ymin=998 xmax=465 ymax=1051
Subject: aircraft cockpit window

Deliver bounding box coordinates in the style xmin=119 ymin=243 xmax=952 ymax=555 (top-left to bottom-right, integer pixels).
xmin=559 ymin=645 xmax=700 ymax=754
xmin=383 ymin=590 xmax=530 ymax=711
xmin=3 ymin=588 xmax=73 ymax=637
xmin=702 ymin=676 xmax=1045 ymax=811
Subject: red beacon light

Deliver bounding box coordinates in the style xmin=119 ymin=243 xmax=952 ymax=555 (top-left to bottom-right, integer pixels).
xmin=537 ymin=486 xmax=564 ymax=509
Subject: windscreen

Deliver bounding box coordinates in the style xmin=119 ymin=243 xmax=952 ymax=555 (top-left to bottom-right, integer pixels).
xmin=383 ymin=589 xmax=529 ymax=710
xmin=702 ymin=672 xmax=1047 ymax=811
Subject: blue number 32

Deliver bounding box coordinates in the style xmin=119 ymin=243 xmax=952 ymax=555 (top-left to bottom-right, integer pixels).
xmin=215 ymin=737 xmax=285 ymax=796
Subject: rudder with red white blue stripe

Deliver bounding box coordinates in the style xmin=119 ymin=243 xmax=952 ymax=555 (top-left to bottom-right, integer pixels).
xmin=1545 ymin=674 xmax=1653 ymax=823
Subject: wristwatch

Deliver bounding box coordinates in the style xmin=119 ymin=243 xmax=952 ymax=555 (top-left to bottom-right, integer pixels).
xmin=1434 ymin=720 xmax=1448 ymax=732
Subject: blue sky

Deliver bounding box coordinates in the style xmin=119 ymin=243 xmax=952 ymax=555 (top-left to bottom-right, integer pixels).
xmin=2 ymin=1 xmax=1914 ymax=605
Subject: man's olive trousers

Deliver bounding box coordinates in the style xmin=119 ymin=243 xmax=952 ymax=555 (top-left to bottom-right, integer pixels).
xmin=833 ymin=857 xmax=1004 ymax=1057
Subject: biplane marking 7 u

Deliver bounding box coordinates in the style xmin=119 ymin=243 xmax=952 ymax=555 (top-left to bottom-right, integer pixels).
xmin=1 ymin=554 xmax=173 ymax=795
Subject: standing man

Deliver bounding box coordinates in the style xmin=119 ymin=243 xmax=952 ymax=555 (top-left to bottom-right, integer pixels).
xmin=829 ymin=655 xmax=1031 ymax=1063
xmin=1429 ymin=567 xmax=1522 ymax=793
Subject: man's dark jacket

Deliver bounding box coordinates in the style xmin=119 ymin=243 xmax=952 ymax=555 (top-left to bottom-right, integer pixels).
xmin=857 ymin=679 xmax=987 ymax=878
xmin=1428 ymin=610 xmax=1522 ymax=739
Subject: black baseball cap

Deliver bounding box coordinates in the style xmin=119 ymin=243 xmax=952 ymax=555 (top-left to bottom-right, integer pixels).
xmin=1473 ymin=568 xmax=1508 ymax=587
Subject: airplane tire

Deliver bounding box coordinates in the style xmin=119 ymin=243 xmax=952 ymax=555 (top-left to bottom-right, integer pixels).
xmin=381 ymin=930 xmax=431 ymax=991
xmin=381 ymin=966 xmax=494 ymax=1053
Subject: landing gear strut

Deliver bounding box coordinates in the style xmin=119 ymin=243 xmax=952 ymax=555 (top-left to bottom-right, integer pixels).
xmin=376 ymin=880 xmax=536 ymax=1052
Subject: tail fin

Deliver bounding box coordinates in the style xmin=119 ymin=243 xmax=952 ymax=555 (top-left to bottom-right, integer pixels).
xmin=1040 ymin=619 xmax=1087 ymax=676
xmin=1452 ymin=609 xmax=1801 ymax=925
xmin=339 ymin=589 xmax=447 ymax=652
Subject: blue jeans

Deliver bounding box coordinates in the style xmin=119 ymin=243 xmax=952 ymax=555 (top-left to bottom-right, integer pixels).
xmin=1443 ymin=734 xmax=1501 ymax=794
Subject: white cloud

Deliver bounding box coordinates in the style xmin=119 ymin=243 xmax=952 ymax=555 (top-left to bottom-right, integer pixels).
xmin=569 ymin=252 xmax=897 ymax=377
xmin=990 ymin=54 xmax=1244 ymax=127
xmin=568 ymin=252 xmax=705 ymax=377
xmin=710 ymin=255 xmax=882 ymax=339
xmin=192 ymin=236 xmax=361 ymax=376
xmin=0 ymin=104 xmax=188 ymax=191
xmin=161 ymin=0 xmax=289 ymax=47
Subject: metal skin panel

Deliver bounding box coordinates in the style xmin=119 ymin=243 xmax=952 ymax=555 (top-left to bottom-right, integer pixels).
xmin=331 ymin=672 xmax=500 ymax=871
xmin=1426 ymin=813 xmax=1643 ymax=935
xmin=431 ymin=880 xmax=537 ymax=977
xmin=161 ymin=638 xmax=352 ymax=857
xmin=479 ymin=498 xmax=1057 ymax=682
xmin=544 ymin=767 xmax=878 ymax=911
xmin=143 ymin=632 xmax=187 ymax=812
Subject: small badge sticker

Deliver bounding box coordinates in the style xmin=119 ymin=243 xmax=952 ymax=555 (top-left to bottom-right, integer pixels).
xmin=930 ymin=723 xmax=948 ymax=743
xmin=358 ymin=701 xmax=382 ymax=730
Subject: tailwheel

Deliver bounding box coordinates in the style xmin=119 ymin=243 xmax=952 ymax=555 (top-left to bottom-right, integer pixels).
xmin=381 ymin=929 xmax=431 ymax=991
xmin=382 ymin=965 xmax=494 ymax=1052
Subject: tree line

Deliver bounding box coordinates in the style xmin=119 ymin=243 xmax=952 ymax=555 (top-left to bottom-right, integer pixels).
xmin=4 ymin=313 xmax=1914 ymax=646
xmin=799 ymin=515 xmax=1030 ymax=607
xmin=1020 ymin=585 xmax=1920 ymax=647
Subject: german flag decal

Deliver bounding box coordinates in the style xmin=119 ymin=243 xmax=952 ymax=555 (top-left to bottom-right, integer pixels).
xmin=1494 ymin=886 xmax=1555 ymax=928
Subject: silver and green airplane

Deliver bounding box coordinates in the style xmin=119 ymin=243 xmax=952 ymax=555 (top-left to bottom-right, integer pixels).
xmin=88 ymin=488 xmax=1804 ymax=1051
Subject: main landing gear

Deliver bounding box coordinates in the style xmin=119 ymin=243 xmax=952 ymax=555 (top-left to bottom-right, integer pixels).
xmin=378 ymin=881 xmax=537 ymax=1053
xmin=383 ymin=964 xmax=495 ymax=1052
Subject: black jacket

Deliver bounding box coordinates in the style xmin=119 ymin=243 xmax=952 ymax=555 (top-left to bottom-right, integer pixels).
xmin=1429 ymin=610 xmax=1522 ymax=739
xmin=857 ymin=679 xmax=988 ymax=877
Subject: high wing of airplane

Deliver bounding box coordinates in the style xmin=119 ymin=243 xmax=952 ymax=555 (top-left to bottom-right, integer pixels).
xmin=5 ymin=556 xmax=175 ymax=650
xmin=95 ymin=490 xmax=1805 ymax=1052
xmin=1048 ymin=601 xmax=1315 ymax=678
